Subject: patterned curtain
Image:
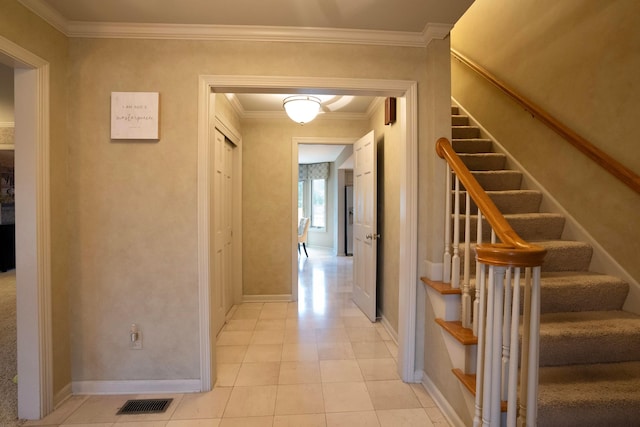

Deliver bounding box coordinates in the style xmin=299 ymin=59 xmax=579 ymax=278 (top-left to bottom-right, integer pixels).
xmin=299 ymin=162 xmax=330 ymax=181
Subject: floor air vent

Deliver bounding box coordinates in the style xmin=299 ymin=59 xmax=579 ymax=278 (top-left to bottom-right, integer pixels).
xmin=117 ymin=398 xmax=173 ymax=415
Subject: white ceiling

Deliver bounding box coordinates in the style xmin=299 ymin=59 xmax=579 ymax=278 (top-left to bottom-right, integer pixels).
xmin=299 ymin=144 xmax=349 ymax=165
xmin=34 ymin=0 xmax=474 ymax=33
xmin=227 ymin=93 xmax=379 ymax=117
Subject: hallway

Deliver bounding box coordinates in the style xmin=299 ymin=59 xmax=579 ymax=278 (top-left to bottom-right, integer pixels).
xmin=25 ymin=247 xmax=449 ymax=426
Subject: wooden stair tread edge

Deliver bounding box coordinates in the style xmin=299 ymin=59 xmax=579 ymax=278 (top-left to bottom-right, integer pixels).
xmin=452 ymin=369 xmax=508 ymax=412
xmin=421 ymin=277 xmax=462 ymax=295
xmin=435 ymin=318 xmax=478 ymax=345
xmin=452 ymin=368 xmax=475 ymax=394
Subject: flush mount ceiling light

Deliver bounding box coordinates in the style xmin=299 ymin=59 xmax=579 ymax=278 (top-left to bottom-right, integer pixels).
xmin=283 ymin=95 xmax=321 ymax=124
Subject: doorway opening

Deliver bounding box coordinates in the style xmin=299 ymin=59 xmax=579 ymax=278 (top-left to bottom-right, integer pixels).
xmin=198 ymin=76 xmax=418 ymax=391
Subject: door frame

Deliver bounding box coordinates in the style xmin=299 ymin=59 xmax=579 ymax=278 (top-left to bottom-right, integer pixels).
xmin=197 ymin=75 xmax=418 ymax=386
xmin=0 ymin=36 xmax=52 ymax=418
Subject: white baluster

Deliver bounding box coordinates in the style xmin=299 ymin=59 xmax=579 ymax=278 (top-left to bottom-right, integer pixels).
xmin=519 ymin=268 xmax=532 ymax=427
xmin=490 ymin=267 xmax=506 ymax=425
xmin=507 ymin=268 xmax=522 ymax=427
xmin=451 ymin=176 xmax=461 ymax=288
xmin=501 ymin=267 xmax=513 ymax=400
xmin=443 ymin=165 xmax=452 ymax=283
xmin=473 ymin=263 xmax=487 ymax=427
xmin=473 ymin=210 xmax=483 ymax=336
xmin=526 ymin=266 xmax=542 ymax=427
xmin=481 ymin=264 xmax=497 ymax=427
xmin=462 ymin=191 xmax=472 ymax=328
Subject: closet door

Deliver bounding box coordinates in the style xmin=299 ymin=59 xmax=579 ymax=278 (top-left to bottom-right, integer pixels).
xmin=213 ymin=129 xmax=235 ymax=336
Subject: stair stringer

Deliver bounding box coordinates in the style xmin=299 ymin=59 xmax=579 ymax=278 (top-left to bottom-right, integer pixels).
xmin=423 ymin=280 xmax=477 ymax=427
xmin=452 ymin=97 xmax=640 ymax=314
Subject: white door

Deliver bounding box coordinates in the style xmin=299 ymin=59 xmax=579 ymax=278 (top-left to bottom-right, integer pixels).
xmin=352 ymin=130 xmax=377 ymax=322
xmin=213 ymin=129 xmax=234 ymax=335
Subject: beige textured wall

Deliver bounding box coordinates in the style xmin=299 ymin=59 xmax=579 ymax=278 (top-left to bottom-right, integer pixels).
xmin=0 ymin=63 xmax=13 ymax=121
xmin=67 ymin=38 xmax=201 ymax=380
xmin=370 ymin=100 xmax=401 ymax=332
xmin=0 ymin=0 xmax=71 ymax=398
xmin=419 ymin=37 xmax=473 ymax=426
xmin=241 ymin=117 xmax=368 ymax=296
xmin=451 ymin=0 xmax=640 ymax=283
xmin=3 ymin=22 xmax=437 ymax=385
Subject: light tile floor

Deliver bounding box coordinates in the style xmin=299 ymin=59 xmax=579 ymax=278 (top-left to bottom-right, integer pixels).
xmin=25 ymin=247 xmax=449 ymax=427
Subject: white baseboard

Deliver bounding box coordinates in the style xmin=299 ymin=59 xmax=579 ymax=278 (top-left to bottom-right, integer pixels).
xmin=53 ymin=382 xmax=72 ymax=409
xmin=421 ymin=371 xmax=467 ymax=427
xmin=379 ymin=314 xmax=399 ymax=344
xmin=71 ymin=379 xmax=201 ymax=395
xmin=242 ymin=294 xmax=293 ymax=303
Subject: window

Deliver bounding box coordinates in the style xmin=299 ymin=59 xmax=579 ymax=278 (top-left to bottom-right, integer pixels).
xmin=311 ymin=178 xmax=326 ymax=229
xmin=298 ymin=180 xmax=304 ymax=220
xmin=298 ymin=162 xmax=329 ymax=230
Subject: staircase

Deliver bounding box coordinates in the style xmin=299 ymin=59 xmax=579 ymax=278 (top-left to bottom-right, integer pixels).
xmin=426 ymin=106 xmax=640 ymax=426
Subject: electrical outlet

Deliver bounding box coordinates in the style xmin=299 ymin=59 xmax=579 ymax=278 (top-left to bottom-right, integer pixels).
xmin=129 ymin=324 xmax=143 ymax=350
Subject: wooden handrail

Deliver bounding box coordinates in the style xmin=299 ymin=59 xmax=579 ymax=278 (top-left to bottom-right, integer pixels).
xmin=436 ymin=137 xmax=546 ymax=267
xmin=451 ymin=48 xmax=640 ymax=196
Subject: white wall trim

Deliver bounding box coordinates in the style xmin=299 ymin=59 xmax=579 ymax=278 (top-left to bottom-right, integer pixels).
xmin=421 ymin=372 xmax=467 ymax=427
xmin=197 ymin=76 xmax=213 ymax=393
xmin=380 ymin=314 xmax=399 ymax=344
xmin=397 ymin=84 xmax=419 ymax=383
xmin=0 ymin=121 xmax=15 ymax=127
xmin=422 ymin=23 xmax=454 ymax=43
xmin=69 ymin=23 xmax=426 ymax=47
xmin=243 ymin=294 xmax=293 ymax=303
xmin=72 ymin=380 xmax=201 ymax=395
xmin=53 ymin=383 xmax=72 ymax=409
xmin=0 ymin=35 xmax=52 ymax=420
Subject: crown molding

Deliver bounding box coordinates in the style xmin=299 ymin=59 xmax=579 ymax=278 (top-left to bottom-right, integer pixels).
xmin=17 ymin=0 xmax=443 ymax=47
xmin=19 ymin=0 xmax=452 ymax=46
xmin=66 ymin=22 xmax=428 ymax=47
xmin=422 ymin=23 xmax=453 ymax=44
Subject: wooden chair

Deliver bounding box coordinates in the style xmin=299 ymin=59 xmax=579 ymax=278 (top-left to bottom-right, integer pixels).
xmin=297 ymin=217 xmax=310 ymax=257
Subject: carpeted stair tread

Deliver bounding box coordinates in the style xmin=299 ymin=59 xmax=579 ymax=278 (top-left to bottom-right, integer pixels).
xmin=452 ymin=115 xmax=469 ymax=126
xmin=451 ymin=138 xmax=493 ymax=153
xmin=535 ymin=240 xmax=593 ymax=272
xmin=537 ymin=361 xmax=640 ymax=427
xmin=470 ymin=170 xmax=522 ymax=191
xmin=451 ymin=106 xmax=460 ymax=115
xmin=458 ymin=153 xmax=507 ymax=171
xmin=539 ymin=272 xmax=629 ymax=313
xmin=538 ymin=310 xmax=640 ymax=366
xmin=460 ymin=190 xmax=542 ymax=214
xmin=464 ymin=272 xmax=627 ymax=314
xmin=456 ymin=213 xmax=565 ymax=242
xmin=452 ymin=126 xmax=481 ymax=139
